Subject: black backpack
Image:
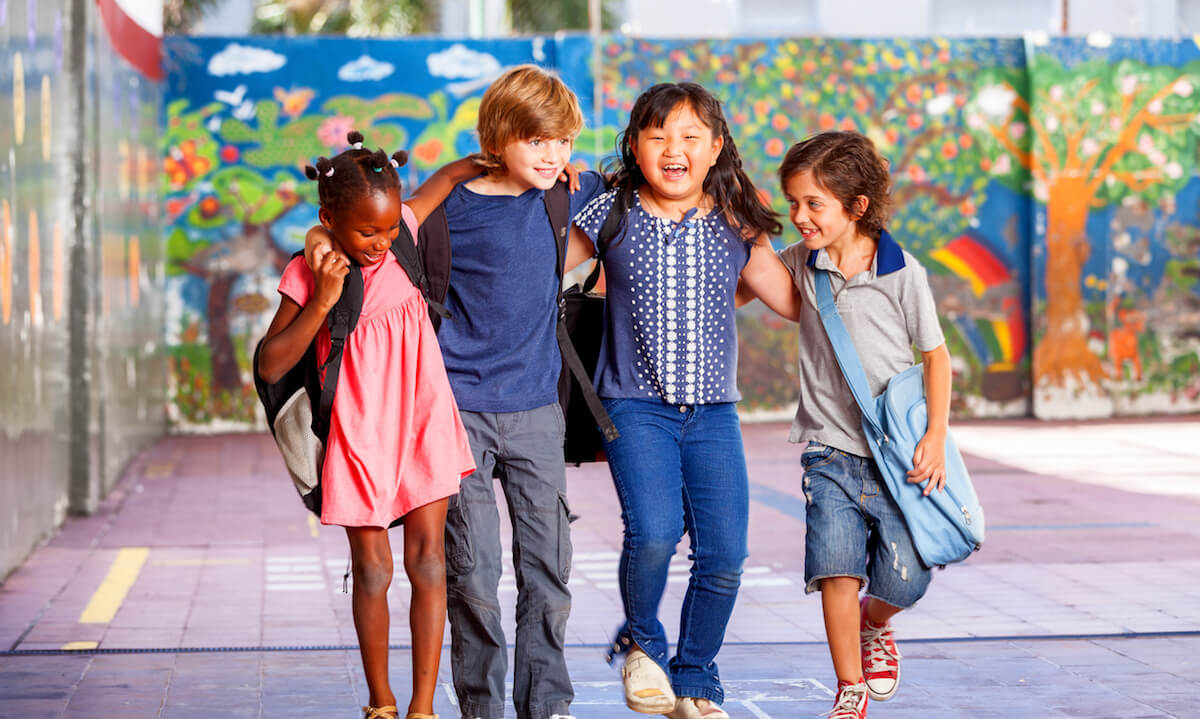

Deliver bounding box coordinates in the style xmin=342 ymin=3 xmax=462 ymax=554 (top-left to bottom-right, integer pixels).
xmin=418 ymin=183 xmax=618 ymax=463
xmin=252 ymin=221 xmax=448 ymax=519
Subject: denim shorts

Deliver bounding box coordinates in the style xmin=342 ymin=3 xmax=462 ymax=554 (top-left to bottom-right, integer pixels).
xmin=802 ymin=441 xmax=931 ymax=609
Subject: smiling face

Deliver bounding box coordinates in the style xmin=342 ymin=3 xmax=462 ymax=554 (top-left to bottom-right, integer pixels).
xmin=631 ymin=101 xmax=723 ymax=211
xmin=320 ymin=186 xmax=403 ymax=266
xmin=497 ymin=135 xmax=574 ymax=193
xmin=783 ymin=169 xmax=864 ymax=253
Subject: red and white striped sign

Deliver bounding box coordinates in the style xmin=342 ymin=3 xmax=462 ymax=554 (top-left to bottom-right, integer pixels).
xmin=95 ymin=0 xmax=162 ymax=81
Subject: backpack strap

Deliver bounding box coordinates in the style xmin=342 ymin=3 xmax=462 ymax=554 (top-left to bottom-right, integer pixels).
xmin=316 ymin=264 xmax=364 ymax=439
xmin=543 ymin=181 xmax=571 ymax=277
xmin=391 ymin=219 xmax=451 ymax=321
xmin=551 ymin=183 xmax=620 ymax=444
xmin=416 ymin=204 xmax=453 ymax=331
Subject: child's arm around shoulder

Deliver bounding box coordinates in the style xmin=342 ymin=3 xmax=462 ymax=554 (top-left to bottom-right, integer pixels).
xmin=303 ymin=155 xmax=485 ymax=270
xmin=404 ymin=155 xmax=485 ymax=224
xmin=737 ymin=234 xmax=801 ymax=321
xmin=256 ymin=253 xmax=349 ymax=384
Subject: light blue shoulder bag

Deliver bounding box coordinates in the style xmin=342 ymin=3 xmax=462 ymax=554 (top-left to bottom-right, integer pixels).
xmin=814 ymin=269 xmax=984 ymax=567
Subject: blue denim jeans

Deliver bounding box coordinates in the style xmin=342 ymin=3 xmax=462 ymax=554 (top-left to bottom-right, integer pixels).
xmin=601 ymin=398 xmax=748 ymax=705
xmin=802 ymin=441 xmax=931 ymax=609
xmin=445 ymin=404 xmax=573 ymax=719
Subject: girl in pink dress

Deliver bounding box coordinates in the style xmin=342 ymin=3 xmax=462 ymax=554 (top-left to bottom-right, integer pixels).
xmin=257 ymin=131 xmax=475 ymax=719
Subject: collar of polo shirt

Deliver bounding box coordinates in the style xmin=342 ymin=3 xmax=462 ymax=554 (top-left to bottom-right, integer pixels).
xmin=806 ymin=229 xmax=906 ymax=277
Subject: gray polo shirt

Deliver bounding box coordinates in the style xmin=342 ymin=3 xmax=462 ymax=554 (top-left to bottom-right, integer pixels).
xmin=779 ymin=230 xmax=945 ymax=457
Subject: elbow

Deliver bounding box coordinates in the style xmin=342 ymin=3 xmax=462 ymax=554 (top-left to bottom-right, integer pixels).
xmin=255 ymin=348 xmax=287 ymax=385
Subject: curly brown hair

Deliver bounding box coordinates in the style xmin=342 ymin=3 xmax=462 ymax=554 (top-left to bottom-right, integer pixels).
xmin=777 ymin=131 xmax=893 ymax=239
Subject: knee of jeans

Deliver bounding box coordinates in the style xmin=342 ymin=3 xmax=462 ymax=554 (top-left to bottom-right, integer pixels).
xmin=694 ymin=551 xmax=745 ymax=591
xmin=626 ymin=533 xmax=679 ymax=565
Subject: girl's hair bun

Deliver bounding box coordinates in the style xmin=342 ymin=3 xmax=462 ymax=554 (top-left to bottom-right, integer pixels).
xmin=391 ymin=150 xmax=409 ymax=169
xmin=347 ymin=130 xmax=365 ymax=146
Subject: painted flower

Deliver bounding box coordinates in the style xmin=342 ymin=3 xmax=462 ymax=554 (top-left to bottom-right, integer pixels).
xmin=1009 ymin=122 xmax=1026 ymax=139
xmin=317 ymin=115 xmax=355 ymax=149
xmin=1091 ymin=100 xmax=1105 ymax=115
xmin=1175 ymin=80 xmax=1193 ymax=97
xmin=992 ymin=154 xmax=1012 ymax=174
xmin=1165 ymin=162 xmax=1184 ymax=179
xmin=1081 ymin=138 xmax=1100 ymax=156
xmin=1049 ymin=85 xmax=1063 ymax=102
xmin=1119 ymin=75 xmax=1138 ymax=95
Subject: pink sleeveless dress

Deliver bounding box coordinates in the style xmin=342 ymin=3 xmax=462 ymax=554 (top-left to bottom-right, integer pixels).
xmin=277 ymin=205 xmax=474 ymax=527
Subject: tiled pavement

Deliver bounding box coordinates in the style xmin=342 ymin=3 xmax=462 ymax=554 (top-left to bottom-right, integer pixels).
xmin=1 ymin=418 xmax=1199 ymax=718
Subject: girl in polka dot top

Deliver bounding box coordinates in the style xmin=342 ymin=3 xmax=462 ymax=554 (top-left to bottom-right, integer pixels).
xmin=571 ymin=82 xmax=799 ymax=719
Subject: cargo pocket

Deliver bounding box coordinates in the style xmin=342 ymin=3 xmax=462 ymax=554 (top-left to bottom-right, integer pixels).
xmin=444 ymin=493 xmax=475 ymax=577
xmin=556 ymin=493 xmax=574 ymax=584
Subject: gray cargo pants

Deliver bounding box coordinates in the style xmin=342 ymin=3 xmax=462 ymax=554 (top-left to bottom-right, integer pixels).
xmin=445 ymin=403 xmax=574 ymax=719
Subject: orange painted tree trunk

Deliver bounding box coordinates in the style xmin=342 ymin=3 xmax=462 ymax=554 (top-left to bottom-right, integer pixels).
xmin=1033 ymin=175 xmax=1107 ymax=388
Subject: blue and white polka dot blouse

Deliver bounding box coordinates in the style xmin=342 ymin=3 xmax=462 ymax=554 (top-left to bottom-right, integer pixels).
xmin=574 ymin=188 xmax=753 ymax=406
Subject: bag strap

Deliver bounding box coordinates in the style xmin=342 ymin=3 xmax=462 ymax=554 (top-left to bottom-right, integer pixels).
xmin=549 ymin=183 xmax=619 ymax=443
xmin=416 ymin=203 xmax=453 ymax=306
xmin=316 ymin=264 xmax=364 ymax=438
xmin=813 ymin=269 xmax=887 ymax=440
xmin=391 ymin=219 xmax=451 ymax=321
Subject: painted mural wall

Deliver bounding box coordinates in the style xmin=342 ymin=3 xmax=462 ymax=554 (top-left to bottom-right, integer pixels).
xmin=0 ymin=0 xmax=165 ymax=577
xmin=162 ymin=34 xmax=1200 ymax=429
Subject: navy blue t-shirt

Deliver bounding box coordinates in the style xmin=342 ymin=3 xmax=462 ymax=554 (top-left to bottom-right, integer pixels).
xmin=438 ymin=171 xmax=605 ymax=412
xmin=575 ymin=189 xmax=752 ymax=405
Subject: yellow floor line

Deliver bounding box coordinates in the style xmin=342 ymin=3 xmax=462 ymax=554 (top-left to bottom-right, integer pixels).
xmin=307 ymin=514 xmax=320 ymax=538
xmin=61 ymin=641 xmax=99 ymax=651
xmin=79 ymin=547 xmax=150 ymax=624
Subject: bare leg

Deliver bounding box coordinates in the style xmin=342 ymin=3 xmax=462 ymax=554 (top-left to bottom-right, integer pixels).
xmin=863 ymin=596 xmax=902 ymax=626
xmin=346 ymin=525 xmax=397 ymax=710
xmin=403 ymin=497 xmax=450 ymax=716
xmin=820 ymin=576 xmax=863 ymax=683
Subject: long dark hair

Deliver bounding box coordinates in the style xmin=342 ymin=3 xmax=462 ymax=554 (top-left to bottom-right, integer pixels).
xmin=605 ymin=82 xmax=781 ymax=241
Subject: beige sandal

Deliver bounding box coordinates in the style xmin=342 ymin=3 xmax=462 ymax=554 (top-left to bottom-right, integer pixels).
xmin=362 ymin=706 xmax=399 ymax=719
xmin=405 ymin=714 xmax=439 ymax=719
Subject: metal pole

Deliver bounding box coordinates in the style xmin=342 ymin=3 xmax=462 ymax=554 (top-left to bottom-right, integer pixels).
xmin=67 ymin=0 xmax=93 ymax=513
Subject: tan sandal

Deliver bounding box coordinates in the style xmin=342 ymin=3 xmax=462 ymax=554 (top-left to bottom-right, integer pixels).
xmin=404 ymin=714 xmax=439 ymax=719
xmin=362 ymin=706 xmax=399 ymax=719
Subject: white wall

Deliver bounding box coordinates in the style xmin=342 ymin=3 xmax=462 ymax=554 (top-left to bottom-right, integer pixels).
xmin=192 ymin=0 xmax=255 ymax=35
xmin=621 ymin=0 xmax=1198 ymax=37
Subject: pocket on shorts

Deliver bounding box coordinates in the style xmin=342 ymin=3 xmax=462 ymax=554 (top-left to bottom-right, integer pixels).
xmin=444 ymin=493 xmax=475 ymax=577
xmin=556 ymin=493 xmax=574 ymax=584
xmin=801 ymin=442 xmax=838 ymax=471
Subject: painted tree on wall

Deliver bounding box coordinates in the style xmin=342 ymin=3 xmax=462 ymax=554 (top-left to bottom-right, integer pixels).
xmin=164 ymin=100 xmax=315 ymax=421
xmin=966 ymin=51 xmax=1200 ymax=390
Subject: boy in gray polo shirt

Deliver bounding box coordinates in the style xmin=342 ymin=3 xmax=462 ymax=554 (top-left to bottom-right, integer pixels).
xmin=763 ymin=131 xmax=952 ymax=719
